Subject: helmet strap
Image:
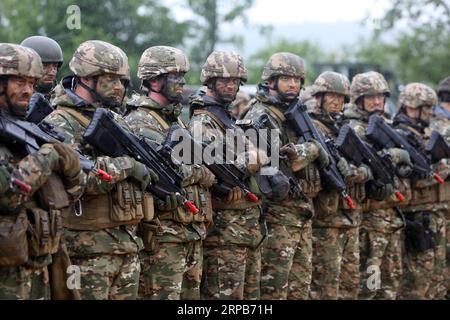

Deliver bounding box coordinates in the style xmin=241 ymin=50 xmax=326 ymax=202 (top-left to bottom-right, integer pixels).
xmin=77 ymin=76 xmax=121 ymax=109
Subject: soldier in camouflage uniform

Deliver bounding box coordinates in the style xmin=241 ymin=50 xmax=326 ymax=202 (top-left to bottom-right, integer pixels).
xmin=431 ymin=76 xmax=450 ymax=299
xmin=43 ymin=40 xmax=157 ymax=300
xmin=20 ymin=36 xmax=63 ymax=99
xmin=307 ymin=72 xmax=373 ymax=299
xmin=188 ymin=51 xmax=267 ymax=300
xmin=393 ymin=82 xmax=447 ymax=299
xmin=243 ymin=52 xmax=330 ymax=300
xmin=341 ymin=71 xmax=409 ymax=299
xmin=124 ymin=46 xmax=215 ymax=300
xmin=0 ymin=43 xmax=85 ymax=299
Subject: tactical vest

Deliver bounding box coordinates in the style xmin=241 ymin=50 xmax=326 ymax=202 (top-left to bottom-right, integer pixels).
xmin=265 ymin=105 xmax=322 ymax=198
xmin=0 ymin=155 xmax=63 ymax=267
xmin=140 ymin=108 xmax=213 ymax=225
xmin=54 ymin=107 xmax=146 ymax=231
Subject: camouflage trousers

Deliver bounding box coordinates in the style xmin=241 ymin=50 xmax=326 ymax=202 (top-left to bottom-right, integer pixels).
xmin=260 ymin=220 xmax=312 ymax=300
xmin=310 ymin=226 xmax=360 ymax=300
xmin=139 ymin=240 xmax=202 ymax=300
xmin=201 ymin=244 xmax=261 ymax=300
xmin=70 ymin=253 xmax=140 ymax=300
xmin=0 ymin=265 xmax=49 ymax=300
xmin=446 ymin=207 xmax=450 ymax=299
xmin=359 ymin=227 xmax=403 ymax=300
xmin=427 ymin=209 xmax=447 ymax=299
xmin=399 ymin=209 xmax=446 ymax=299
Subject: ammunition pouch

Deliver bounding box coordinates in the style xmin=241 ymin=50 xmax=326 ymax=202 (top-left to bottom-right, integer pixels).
xmin=157 ymin=185 xmax=213 ymax=225
xmin=302 ymin=165 xmax=322 ymax=199
xmin=438 ymin=180 xmax=450 ymax=202
xmin=138 ymin=220 xmax=162 ymax=252
xmin=341 ymin=183 xmax=366 ymax=210
xmin=63 ymin=180 xmax=144 ymax=231
xmin=410 ymin=183 xmax=440 ymax=206
xmin=314 ymin=190 xmax=339 ymax=215
xmin=0 ymin=212 xmax=29 ymax=267
xmin=212 ymin=196 xmax=261 ymax=211
xmin=26 ymin=207 xmax=62 ymax=257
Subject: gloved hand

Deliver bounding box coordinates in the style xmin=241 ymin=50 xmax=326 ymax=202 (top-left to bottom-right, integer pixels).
xmin=227 ymin=186 xmax=243 ymax=202
xmin=156 ymin=193 xmax=184 ymax=211
xmin=129 ymin=159 xmax=158 ymax=190
xmin=197 ymin=166 xmax=215 ymax=188
xmin=52 ymin=142 xmax=81 ymax=178
xmin=370 ymin=183 xmax=394 ymax=201
xmin=388 ymin=148 xmax=413 ymax=167
xmin=396 ymin=164 xmax=413 ymax=178
xmin=337 ymin=157 xmax=353 ymax=182
xmin=0 ymin=165 xmax=12 ymax=194
xmin=310 ymin=139 xmax=330 ymax=169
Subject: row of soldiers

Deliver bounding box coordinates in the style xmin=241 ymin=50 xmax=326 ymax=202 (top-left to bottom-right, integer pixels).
xmin=0 ymin=35 xmax=449 ymax=300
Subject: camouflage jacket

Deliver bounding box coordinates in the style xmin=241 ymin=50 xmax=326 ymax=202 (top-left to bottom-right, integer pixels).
xmin=242 ymin=84 xmax=319 ymax=227
xmin=309 ymin=102 xmax=371 ymax=228
xmin=341 ymin=103 xmax=405 ymax=231
xmin=0 ymin=109 xmax=86 ymax=267
xmin=188 ymin=91 xmax=264 ymax=247
xmin=393 ymin=112 xmax=450 ymax=212
xmin=125 ymin=93 xmax=211 ymax=243
xmin=44 ymin=80 xmax=143 ymax=255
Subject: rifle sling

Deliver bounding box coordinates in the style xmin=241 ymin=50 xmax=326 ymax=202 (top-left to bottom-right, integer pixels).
xmin=57 ymin=107 xmax=92 ymax=129
xmin=146 ymin=110 xmax=185 ymax=131
xmin=193 ymin=109 xmax=228 ymax=132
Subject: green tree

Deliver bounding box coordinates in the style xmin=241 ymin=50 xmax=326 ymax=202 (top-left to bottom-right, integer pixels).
xmin=247 ymin=38 xmax=330 ymax=85
xmin=185 ymin=0 xmax=255 ymax=84
xmin=356 ymin=0 xmax=450 ymax=85
xmin=0 ymin=0 xmax=191 ymax=87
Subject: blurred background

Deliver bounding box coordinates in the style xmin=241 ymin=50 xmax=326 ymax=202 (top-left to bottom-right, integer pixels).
xmin=1 ymin=0 xmax=449 ymax=114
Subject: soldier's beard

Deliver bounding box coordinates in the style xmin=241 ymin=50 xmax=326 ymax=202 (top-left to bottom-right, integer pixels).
xmin=35 ymin=81 xmax=55 ymax=94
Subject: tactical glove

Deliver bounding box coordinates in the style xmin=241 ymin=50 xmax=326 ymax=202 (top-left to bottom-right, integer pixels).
xmin=337 ymin=157 xmax=353 ymax=181
xmin=388 ymin=148 xmax=413 ymax=167
xmin=129 ymin=159 xmax=158 ymax=190
xmin=310 ymin=139 xmax=330 ymax=169
xmin=52 ymin=142 xmax=81 ymax=178
xmin=370 ymin=183 xmax=394 ymax=201
xmin=197 ymin=166 xmax=215 ymax=188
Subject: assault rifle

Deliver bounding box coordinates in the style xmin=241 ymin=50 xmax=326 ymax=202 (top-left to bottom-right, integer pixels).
xmin=83 ymin=108 xmax=199 ymax=214
xmin=366 ymin=114 xmax=444 ymax=184
xmin=284 ymin=100 xmax=355 ymax=208
xmin=159 ymin=123 xmax=259 ymax=203
xmin=236 ymin=114 xmax=304 ymax=199
xmin=335 ymin=124 xmax=405 ymax=201
xmin=426 ymin=131 xmax=450 ymax=164
xmin=0 ymin=110 xmax=112 ymax=193
xmin=25 ymin=93 xmax=54 ymax=124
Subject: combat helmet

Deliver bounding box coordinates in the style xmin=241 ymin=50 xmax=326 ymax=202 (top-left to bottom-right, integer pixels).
xmin=200 ymin=51 xmax=247 ymax=84
xmin=311 ymin=71 xmax=350 ymax=102
xmin=399 ymin=83 xmax=437 ymax=108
